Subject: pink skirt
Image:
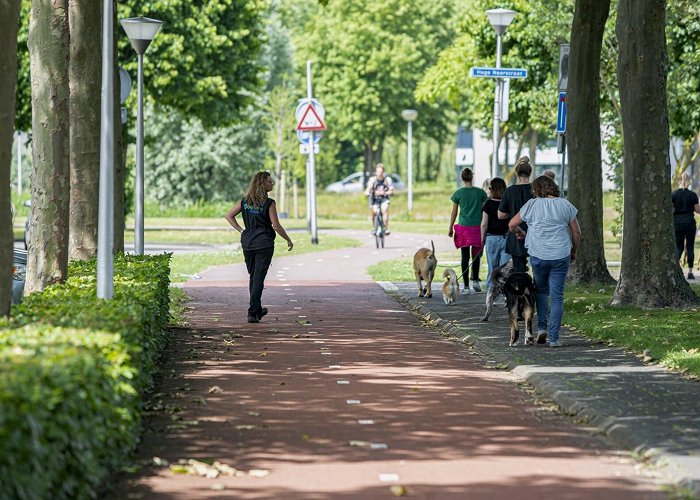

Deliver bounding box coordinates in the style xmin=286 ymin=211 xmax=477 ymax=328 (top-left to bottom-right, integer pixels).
xmin=453 ymin=224 xmax=483 ymax=249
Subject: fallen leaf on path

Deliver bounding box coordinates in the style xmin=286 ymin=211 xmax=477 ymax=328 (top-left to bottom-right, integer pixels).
xmin=292 ymin=334 xmax=301 ymax=338
xmin=152 ymin=457 xmax=169 ymax=467
xmin=249 ymin=469 xmax=270 ymax=478
xmin=390 ymin=485 xmax=409 ymax=496
xmin=208 ymin=386 xmax=224 ymax=394
xmin=259 ymin=352 xmax=267 ymax=357
xmin=235 ymin=424 xmax=256 ymax=430
xmin=211 ymin=484 xmax=226 ymax=491
xmin=248 ymin=411 xmax=261 ymax=417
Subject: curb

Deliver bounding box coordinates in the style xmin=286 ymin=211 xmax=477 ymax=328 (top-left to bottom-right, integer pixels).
xmin=381 ymin=282 xmax=700 ymax=496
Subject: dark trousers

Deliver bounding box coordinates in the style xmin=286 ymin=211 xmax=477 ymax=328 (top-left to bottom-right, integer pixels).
xmin=675 ymin=222 xmax=696 ymax=267
xmin=512 ymin=254 xmax=529 ymax=273
xmin=461 ymin=246 xmax=482 ymax=283
xmin=243 ymin=246 xmax=275 ymax=316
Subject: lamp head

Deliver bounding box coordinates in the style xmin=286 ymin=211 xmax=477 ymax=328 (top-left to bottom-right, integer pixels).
xmin=485 ymin=8 xmax=517 ymax=36
xmin=401 ymin=109 xmax=418 ymax=122
xmin=120 ymin=16 xmax=163 ymax=54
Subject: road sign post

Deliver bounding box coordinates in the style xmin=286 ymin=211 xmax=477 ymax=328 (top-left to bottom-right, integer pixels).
xmin=471 ymin=66 xmax=527 ymax=177
xmin=295 ymin=61 xmax=327 ymax=245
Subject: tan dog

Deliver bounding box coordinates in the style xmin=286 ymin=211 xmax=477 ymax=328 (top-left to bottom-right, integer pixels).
xmin=413 ymin=240 xmax=438 ymax=298
xmin=442 ymin=268 xmax=459 ymax=305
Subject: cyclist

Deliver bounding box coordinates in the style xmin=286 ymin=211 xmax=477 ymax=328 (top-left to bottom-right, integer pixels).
xmin=364 ymin=163 xmax=394 ymax=235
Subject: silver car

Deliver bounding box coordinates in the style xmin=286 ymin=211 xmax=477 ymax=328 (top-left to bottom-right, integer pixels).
xmin=325 ymin=172 xmax=405 ymax=193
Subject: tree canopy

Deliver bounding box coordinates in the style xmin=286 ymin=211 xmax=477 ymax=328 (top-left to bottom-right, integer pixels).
xmin=15 ymin=0 xmax=268 ymax=131
xmin=284 ymin=0 xmax=458 ymax=159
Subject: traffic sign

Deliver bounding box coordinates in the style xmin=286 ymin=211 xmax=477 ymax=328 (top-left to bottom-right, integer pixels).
xmin=295 ymin=98 xmax=325 ymax=121
xmin=556 ymin=92 xmax=567 ymax=133
xmin=297 ymin=130 xmax=322 ymax=144
xmin=470 ymin=67 xmax=528 ymax=79
xmin=296 ymin=102 xmax=327 ymax=131
xmin=299 ymin=143 xmax=320 ymax=155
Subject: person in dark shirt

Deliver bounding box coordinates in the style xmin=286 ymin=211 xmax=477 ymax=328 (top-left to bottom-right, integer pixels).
xmin=226 ymin=171 xmax=294 ymax=323
xmin=498 ymin=156 xmax=534 ymax=273
xmin=672 ymin=173 xmax=700 ymax=279
xmin=480 ymin=177 xmax=510 ymax=291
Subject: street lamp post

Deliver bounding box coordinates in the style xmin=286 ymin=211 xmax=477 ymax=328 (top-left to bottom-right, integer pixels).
xmin=120 ymin=16 xmax=162 ymax=255
xmin=97 ymin=0 xmax=115 ymax=299
xmin=486 ymin=8 xmax=516 ymax=179
xmin=401 ymin=109 xmax=418 ymax=213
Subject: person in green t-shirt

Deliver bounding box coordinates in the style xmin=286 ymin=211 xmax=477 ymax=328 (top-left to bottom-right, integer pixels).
xmin=448 ymin=167 xmax=488 ymax=293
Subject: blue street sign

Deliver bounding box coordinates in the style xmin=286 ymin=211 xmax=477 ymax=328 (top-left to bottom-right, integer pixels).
xmin=556 ymin=92 xmax=567 ymax=133
xmin=469 ymin=67 xmax=528 ymax=79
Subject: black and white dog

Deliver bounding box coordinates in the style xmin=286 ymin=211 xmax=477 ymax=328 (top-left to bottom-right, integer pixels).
xmin=480 ymin=260 xmax=516 ymax=321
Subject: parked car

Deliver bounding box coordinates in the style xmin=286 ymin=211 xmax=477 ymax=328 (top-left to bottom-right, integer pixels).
xmin=325 ymin=172 xmax=405 ymax=193
xmin=12 ymin=249 xmax=27 ymax=305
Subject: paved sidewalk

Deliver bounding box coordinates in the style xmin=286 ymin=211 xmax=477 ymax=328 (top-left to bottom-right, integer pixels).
xmin=389 ymin=282 xmax=700 ymax=495
xmin=109 ymin=230 xmax=677 ymax=498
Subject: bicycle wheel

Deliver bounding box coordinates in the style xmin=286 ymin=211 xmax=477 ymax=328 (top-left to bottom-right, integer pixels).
xmin=374 ymin=212 xmax=384 ymax=248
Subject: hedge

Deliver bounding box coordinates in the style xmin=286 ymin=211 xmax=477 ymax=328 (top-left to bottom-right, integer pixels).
xmin=0 ymin=253 xmax=172 ymax=499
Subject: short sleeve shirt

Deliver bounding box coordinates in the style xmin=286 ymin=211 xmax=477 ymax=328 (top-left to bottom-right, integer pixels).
xmin=482 ymin=199 xmax=509 ymax=235
xmin=451 ymin=187 xmax=487 ymax=226
xmin=498 ymin=184 xmax=533 ymax=256
xmin=519 ymin=197 xmax=578 ymax=260
xmin=672 ymin=188 xmax=699 ymax=225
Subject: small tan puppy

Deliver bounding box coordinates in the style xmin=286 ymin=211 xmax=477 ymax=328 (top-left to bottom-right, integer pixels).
xmin=413 ymin=240 xmax=438 ymax=298
xmin=442 ymin=268 xmax=459 ymax=305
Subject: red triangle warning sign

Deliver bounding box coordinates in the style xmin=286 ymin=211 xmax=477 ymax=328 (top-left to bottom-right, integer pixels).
xmin=296 ymin=103 xmax=327 ymax=131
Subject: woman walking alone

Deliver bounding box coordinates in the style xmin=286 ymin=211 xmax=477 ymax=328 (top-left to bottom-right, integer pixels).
xmin=672 ymin=173 xmax=700 ymax=279
xmin=226 ymin=171 xmax=294 ymax=323
xmin=449 ymin=167 xmax=487 ymax=293
xmin=508 ymin=175 xmax=580 ymax=347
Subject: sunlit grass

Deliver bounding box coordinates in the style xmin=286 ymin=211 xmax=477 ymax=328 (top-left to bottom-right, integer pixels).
xmin=564 ymin=283 xmax=700 ymax=378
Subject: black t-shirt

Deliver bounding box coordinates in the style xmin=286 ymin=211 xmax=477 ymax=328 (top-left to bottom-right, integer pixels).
xmin=498 ymin=184 xmax=533 ymax=256
xmin=672 ymin=188 xmax=699 ymax=225
xmin=482 ymin=199 xmax=509 ymax=235
xmin=241 ymin=197 xmax=276 ymax=251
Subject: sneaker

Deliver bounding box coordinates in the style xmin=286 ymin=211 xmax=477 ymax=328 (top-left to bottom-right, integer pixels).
xmin=247 ymin=315 xmax=259 ymax=324
xmin=549 ymin=340 xmax=563 ymax=348
xmin=536 ymin=330 xmax=548 ymax=344
xmin=258 ymin=307 xmax=268 ymax=320
xmin=384 ymin=230 xmax=391 ymax=235
xmin=689 ymin=272 xmax=695 ymax=280
xmin=461 ymin=287 xmax=474 ymax=295
xmin=471 ymin=280 xmax=482 ymax=293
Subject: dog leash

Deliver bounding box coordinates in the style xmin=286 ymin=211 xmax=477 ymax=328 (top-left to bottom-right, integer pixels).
xmin=453 ymin=246 xmax=485 ymax=284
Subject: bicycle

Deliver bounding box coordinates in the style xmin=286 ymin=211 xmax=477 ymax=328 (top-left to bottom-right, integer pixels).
xmin=373 ymin=209 xmax=385 ymax=248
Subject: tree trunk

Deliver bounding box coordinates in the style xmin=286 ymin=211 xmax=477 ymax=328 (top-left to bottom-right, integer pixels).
xmin=26 ymin=0 xmax=71 ymax=294
xmin=567 ymin=0 xmax=615 ymax=284
xmin=612 ymin=0 xmax=696 ymax=307
xmin=68 ymin=0 xmax=101 ymax=260
xmin=362 ymin=141 xmax=383 ymax=188
xmin=0 ymin=0 xmax=21 ymax=316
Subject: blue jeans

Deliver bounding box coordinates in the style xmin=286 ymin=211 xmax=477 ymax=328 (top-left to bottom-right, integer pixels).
xmin=484 ymin=235 xmax=510 ymax=290
xmin=530 ymin=255 xmax=570 ymax=342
